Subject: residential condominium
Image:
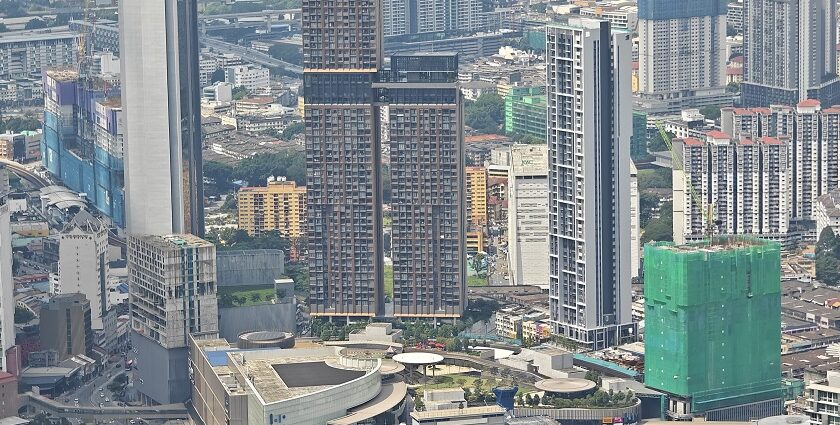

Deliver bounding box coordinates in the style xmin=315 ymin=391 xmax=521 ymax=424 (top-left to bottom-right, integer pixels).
xmin=237 ymin=177 xmax=306 ymax=240
xmin=56 ymin=211 xmax=110 ymax=331
xmin=465 ymin=166 xmax=487 ymax=228
xmin=0 ymin=27 xmax=77 ymax=79
xmin=742 ymin=0 xmax=840 ymax=106
xmin=128 ymin=234 xmax=218 ymax=404
xmin=636 ymin=0 xmax=732 ymax=114
xmin=672 ymin=132 xmax=790 ymax=245
xmin=382 ymin=0 xmax=486 ymax=36
xmin=504 ymin=86 xmax=547 ymax=140
xmin=506 ymin=144 xmax=549 ymax=289
xmin=721 ymin=101 xmax=840 ymax=223
xmin=546 ymin=18 xmax=635 ymax=350
xmin=304 ymin=0 xmax=466 ymax=318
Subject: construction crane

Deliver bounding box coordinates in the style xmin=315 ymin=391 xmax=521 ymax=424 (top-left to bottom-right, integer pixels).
xmin=77 ymin=0 xmax=94 ymax=78
xmin=655 ymin=121 xmax=716 ymax=241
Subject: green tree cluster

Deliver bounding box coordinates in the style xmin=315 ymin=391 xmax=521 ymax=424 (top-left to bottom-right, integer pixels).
xmin=816 ymin=228 xmax=840 ymax=285
xmin=638 ymin=167 xmax=672 ymax=191
xmin=268 ymin=43 xmax=302 ymax=65
xmin=700 ymin=105 xmax=722 ymax=121
xmin=231 ymin=151 xmax=306 ymax=186
xmin=465 ymin=93 xmax=504 ymax=134
xmin=0 ymin=115 xmax=40 ymax=133
xmin=543 ymin=389 xmax=637 ymax=409
xmin=206 ymin=228 xmax=292 ymax=252
xmin=641 ymin=201 xmax=673 ymax=243
xmin=232 ymin=86 xmax=249 ymax=100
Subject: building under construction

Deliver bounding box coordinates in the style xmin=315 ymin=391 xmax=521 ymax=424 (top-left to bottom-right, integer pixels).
xmin=644 ymin=236 xmax=783 ymax=421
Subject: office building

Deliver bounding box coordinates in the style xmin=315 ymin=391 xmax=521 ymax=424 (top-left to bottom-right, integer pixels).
xmin=382 ymin=0 xmax=486 ymax=36
xmin=0 ymin=27 xmax=77 ymax=79
xmin=507 ymin=145 xmax=549 ymax=289
xmin=742 ymin=0 xmax=840 ymax=106
xmin=720 ymin=102 xmax=840 ymax=225
xmin=546 ymin=18 xmax=634 ymax=350
xmin=237 ymin=177 xmax=306 ymax=239
xmin=504 ymin=86 xmax=547 ymax=140
xmin=120 ymin=0 xmax=205 ymax=236
xmin=224 ymin=65 xmax=270 ymax=92
xmin=128 ymin=234 xmax=218 ymax=404
xmin=190 ymin=335 xmax=407 ymax=425
xmin=380 ymin=53 xmax=466 ymax=318
xmin=56 ymin=211 xmax=110 ymax=330
xmin=645 ymin=238 xmax=783 ymax=420
xmin=465 ymin=166 xmax=487 ymax=228
xmin=42 ymin=70 xmax=126 ymax=227
xmin=39 ymin=294 xmax=93 ymax=362
xmin=630 ymin=162 xmax=640 ymax=279
xmin=304 ymin=0 xmax=384 ymax=317
xmin=672 ymin=132 xmax=791 ymax=245
xmin=0 ymin=197 xmax=12 ymax=372
xmin=636 ymin=0 xmax=731 ymax=113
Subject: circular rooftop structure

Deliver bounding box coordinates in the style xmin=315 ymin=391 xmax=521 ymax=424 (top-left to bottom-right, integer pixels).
xmin=237 ymin=331 xmax=295 ymax=349
xmin=392 ymin=352 xmax=444 ymax=365
xmin=535 ymin=378 xmax=597 ymax=398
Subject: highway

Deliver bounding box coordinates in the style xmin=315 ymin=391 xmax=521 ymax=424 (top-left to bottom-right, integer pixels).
xmin=0 ymin=159 xmax=49 ymax=188
xmin=23 ymin=393 xmax=189 ymax=421
xmin=201 ymin=8 xmax=300 ymax=19
xmin=200 ymin=36 xmax=303 ymax=75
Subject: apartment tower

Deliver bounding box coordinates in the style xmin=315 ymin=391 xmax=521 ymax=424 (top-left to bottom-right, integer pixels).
xmin=546 ymin=18 xmax=634 ymax=350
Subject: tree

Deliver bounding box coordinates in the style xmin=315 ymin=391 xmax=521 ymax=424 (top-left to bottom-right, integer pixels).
xmin=266 ymin=293 xmax=276 ymax=302
xmin=249 ymin=293 xmax=262 ymax=303
xmin=817 ymin=228 xmax=838 ymax=254
xmin=14 ymin=306 xmax=34 ymax=324
xmin=453 ymin=338 xmax=463 ymax=351
xmin=203 ymin=161 xmax=234 ymax=194
xmin=231 ymin=151 xmax=306 ymax=186
xmin=532 ymin=394 xmax=541 ymax=406
xmin=524 ymin=394 xmax=533 ymax=406
xmin=281 ymin=122 xmax=305 ymax=141
xmin=817 ymin=254 xmax=840 ymax=285
xmin=699 ymin=105 xmax=722 ymax=121
xmin=642 ymin=201 xmax=674 ymax=243
xmin=648 ymin=130 xmax=674 ymax=152
xmin=414 ymin=394 xmax=425 ymax=411
xmin=232 ymin=85 xmax=249 ymax=100
xmin=515 ymin=394 xmax=524 ymax=406
xmin=268 ymin=43 xmax=302 ymax=65
xmin=726 ymin=82 xmax=741 ymax=93
xmin=24 ymin=18 xmax=47 ymax=30
xmin=465 ymin=93 xmax=505 ymax=134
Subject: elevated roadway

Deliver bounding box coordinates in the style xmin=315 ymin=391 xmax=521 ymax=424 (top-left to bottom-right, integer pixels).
xmin=23 ymin=393 xmax=189 ymax=421
xmin=199 ymin=36 xmax=302 ymax=75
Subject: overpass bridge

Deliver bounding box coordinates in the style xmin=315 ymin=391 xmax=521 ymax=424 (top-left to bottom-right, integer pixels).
xmin=200 ymin=36 xmax=302 ymax=75
xmin=201 ymin=8 xmax=300 ymax=20
xmin=23 ymin=393 xmax=190 ymax=421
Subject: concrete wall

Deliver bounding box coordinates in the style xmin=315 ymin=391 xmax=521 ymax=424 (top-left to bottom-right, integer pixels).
xmin=130 ymin=332 xmax=190 ymax=404
xmin=216 ymin=250 xmax=285 ymax=286
xmin=218 ymin=302 xmax=296 ymax=342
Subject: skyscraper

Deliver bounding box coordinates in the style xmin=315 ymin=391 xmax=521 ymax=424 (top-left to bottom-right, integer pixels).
xmin=304 ymin=0 xmax=465 ymax=318
xmin=644 ymin=238 xmax=783 ymax=420
xmin=0 ymin=195 xmax=12 ymax=372
xmin=507 ymin=145 xmax=550 ymax=289
xmin=379 ymin=53 xmax=466 ymax=317
xmin=636 ymin=0 xmax=731 ymax=114
xmin=742 ymin=0 xmax=840 ymax=106
xmin=546 ymin=18 xmax=634 ymax=350
xmin=119 ymin=0 xmax=204 ymax=237
xmin=303 ymin=0 xmax=385 ymax=317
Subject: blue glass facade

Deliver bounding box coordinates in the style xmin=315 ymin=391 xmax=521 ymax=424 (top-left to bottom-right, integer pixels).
xmin=42 ymin=72 xmax=125 ymax=228
xmin=637 ymin=0 xmax=727 ymax=20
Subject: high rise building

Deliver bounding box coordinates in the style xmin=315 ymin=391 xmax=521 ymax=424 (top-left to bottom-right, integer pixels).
xmin=237 ymin=177 xmax=306 ymax=239
xmin=56 ymin=211 xmax=110 ymax=330
xmin=507 ymin=145 xmax=549 ymax=288
xmin=39 ymin=293 xmax=93 ymax=362
xmin=546 ymin=18 xmax=634 ymax=350
xmin=742 ymin=0 xmax=840 ymax=106
xmin=0 ymin=27 xmax=77 ymax=79
xmin=381 ymin=0 xmax=486 ymax=36
xmin=304 ymin=0 xmax=465 ymax=318
xmin=128 ymin=234 xmax=218 ymax=404
xmin=465 ymin=166 xmax=487 ymax=228
xmin=673 ymin=132 xmax=790 ymax=245
xmin=636 ymin=0 xmax=731 ymax=114
xmin=644 ymin=238 xmax=783 ymax=420
xmin=119 ymin=0 xmax=205 ymax=237
xmin=630 ymin=162 xmax=640 ymax=279
xmin=303 ymin=0 xmax=384 ymax=318
xmin=0 ymin=195 xmax=12 ymax=372
xmin=380 ymin=53 xmax=466 ymax=318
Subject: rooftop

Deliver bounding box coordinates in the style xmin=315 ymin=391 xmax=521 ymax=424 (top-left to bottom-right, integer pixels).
xmin=410 ymin=405 xmax=505 ymax=420
xmin=535 ymin=378 xmax=596 ymax=394
xmin=0 ymin=26 xmax=77 ymax=44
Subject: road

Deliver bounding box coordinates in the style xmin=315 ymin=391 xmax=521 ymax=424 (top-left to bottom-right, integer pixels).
xmin=200 ymin=36 xmax=303 ymax=75
xmin=0 ymin=159 xmax=50 ymax=187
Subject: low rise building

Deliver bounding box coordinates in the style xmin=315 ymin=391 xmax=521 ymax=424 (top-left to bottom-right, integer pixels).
xmin=0 ymin=372 xmax=18 ymax=418
xmin=39 ymin=294 xmax=93 ymax=362
xmin=411 ymin=406 xmax=506 ymax=425
xmin=804 ymin=371 xmax=840 ymax=425
xmin=225 ymin=64 xmax=270 ymax=92
xmin=237 ymin=177 xmax=306 ymax=239
xmin=348 ymin=323 xmax=403 ymax=343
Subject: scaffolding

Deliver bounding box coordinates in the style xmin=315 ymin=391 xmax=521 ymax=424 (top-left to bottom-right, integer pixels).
xmin=644 ymin=236 xmax=783 ymax=413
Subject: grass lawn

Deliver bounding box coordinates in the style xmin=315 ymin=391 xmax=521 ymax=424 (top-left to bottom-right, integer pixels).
xmin=217 ymin=284 xmax=275 ymax=307
xmin=467 ymin=275 xmax=488 ymax=287
xmin=384 ymin=265 xmax=393 ymax=298
xmin=421 ymin=373 xmax=530 ymax=395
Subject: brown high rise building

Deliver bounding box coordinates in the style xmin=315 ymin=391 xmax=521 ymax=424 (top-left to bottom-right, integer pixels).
xmin=304 ymin=0 xmax=466 ymax=317
xmin=303 ymin=0 xmax=385 ymax=317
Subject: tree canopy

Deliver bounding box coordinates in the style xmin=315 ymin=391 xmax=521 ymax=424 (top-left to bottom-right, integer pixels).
xmin=641 ymin=201 xmax=673 ymax=243
xmin=0 ymin=115 xmax=40 ymax=133
xmin=816 ymin=228 xmax=840 ymax=285
xmin=465 ymin=93 xmax=504 ymax=134
xmin=231 ymin=151 xmax=306 ymax=186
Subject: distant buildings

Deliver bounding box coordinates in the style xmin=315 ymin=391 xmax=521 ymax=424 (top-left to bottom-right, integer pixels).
xmin=465 ymin=166 xmax=488 ymax=228
xmin=0 ymin=27 xmax=77 ymax=79
xmin=742 ymin=0 xmax=840 ymax=106
xmin=636 ymin=0 xmax=731 ymax=114
xmin=816 ymin=189 xmax=840 ymax=237
xmin=237 ymin=177 xmax=306 ymax=239
xmin=505 ymin=145 xmax=549 ymax=289
xmin=672 ymin=132 xmax=790 ymax=245
xmin=804 ymin=371 xmax=840 ymax=425
xmin=504 ymin=86 xmax=547 ymax=140
xmin=381 ymin=0 xmax=486 ymax=37
xmin=128 ymin=234 xmax=218 ymax=404
xmin=546 ymin=18 xmax=634 ymax=350
xmin=644 ymin=238 xmax=783 ymax=420
xmin=39 ymin=294 xmax=93 ymax=362
xmin=224 ymin=64 xmax=270 ymax=92
xmin=56 ymin=211 xmax=110 ymax=330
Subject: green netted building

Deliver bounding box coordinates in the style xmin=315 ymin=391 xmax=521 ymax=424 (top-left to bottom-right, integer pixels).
xmin=504 ymin=86 xmax=546 ymax=140
xmin=644 ymin=237 xmax=783 ymax=418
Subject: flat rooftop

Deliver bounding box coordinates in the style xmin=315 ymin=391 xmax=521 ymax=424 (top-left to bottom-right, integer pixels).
xmin=272 ymin=362 xmax=365 ymax=388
